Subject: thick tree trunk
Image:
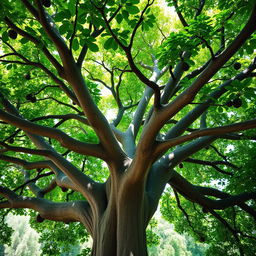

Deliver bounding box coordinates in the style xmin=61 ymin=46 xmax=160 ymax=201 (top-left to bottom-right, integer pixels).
xmin=90 ymin=211 xmax=148 ymax=256
xmin=91 ymin=216 xmax=148 ymax=256
xmin=90 ymin=181 xmax=149 ymax=256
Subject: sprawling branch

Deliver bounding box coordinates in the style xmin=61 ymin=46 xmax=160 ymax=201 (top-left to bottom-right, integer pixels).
xmin=127 ymin=57 xmax=168 ymax=141
xmin=0 ymin=109 xmax=105 ymax=159
xmin=195 ymin=186 xmax=256 ymax=220
xmin=165 ymin=56 xmax=256 ymax=140
xmin=1 ymin=39 xmax=79 ymax=105
xmin=0 ymin=143 xmax=106 ymax=211
xmin=31 ymin=114 xmax=89 ymax=126
xmin=169 ymin=171 xmax=256 ymax=215
xmin=4 ymin=16 xmax=63 ymax=73
xmin=0 ymin=155 xmax=77 ymax=192
xmin=137 ymin=5 xmax=256 ymax=154
xmin=154 ymin=119 xmax=256 ymax=159
xmin=0 ymin=93 xmax=106 ymax=216
xmin=184 ymin=158 xmax=234 ymax=176
xmin=99 ymin=1 xmax=161 ymax=108
xmin=0 ymin=186 xmax=93 ymax=232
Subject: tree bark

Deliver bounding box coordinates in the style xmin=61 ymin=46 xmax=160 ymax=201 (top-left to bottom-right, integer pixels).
xmin=89 ymin=205 xmax=148 ymax=256
xmin=89 ymin=176 xmax=149 ymax=256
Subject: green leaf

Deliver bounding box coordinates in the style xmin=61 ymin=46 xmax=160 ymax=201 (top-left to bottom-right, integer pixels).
xmin=116 ymin=14 xmax=123 ymax=24
xmin=54 ymin=10 xmax=72 ymax=22
xmin=103 ymin=37 xmax=118 ymax=50
xmin=72 ymin=38 xmax=79 ymax=51
xmin=122 ymin=10 xmax=129 ymax=20
xmin=108 ymin=0 xmax=115 ymax=6
xmin=87 ymin=42 xmax=99 ymax=52
xmin=129 ymin=0 xmax=140 ymax=3
xmin=104 ymin=37 xmax=114 ymax=50
xmin=6 ymin=64 xmax=12 ymax=70
xmin=128 ymin=19 xmax=138 ymax=28
xmin=59 ymin=23 xmax=70 ymax=35
xmin=92 ymin=17 xmax=105 ymax=28
xmin=2 ymin=31 xmax=9 ymax=42
xmin=25 ymin=26 xmax=37 ymax=36
xmin=20 ymin=37 xmax=29 ymax=44
xmin=126 ymin=5 xmax=140 ymax=15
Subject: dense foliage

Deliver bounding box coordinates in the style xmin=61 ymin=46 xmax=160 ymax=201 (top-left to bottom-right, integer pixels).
xmin=0 ymin=0 xmax=256 ymax=255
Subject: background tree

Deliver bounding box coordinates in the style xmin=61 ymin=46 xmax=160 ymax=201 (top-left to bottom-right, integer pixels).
xmin=4 ymin=214 xmax=42 ymax=256
xmin=147 ymin=218 xmax=207 ymax=256
xmin=0 ymin=0 xmax=256 ymax=255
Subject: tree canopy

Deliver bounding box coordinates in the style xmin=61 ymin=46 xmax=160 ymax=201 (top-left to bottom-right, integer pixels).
xmin=0 ymin=0 xmax=256 ymax=255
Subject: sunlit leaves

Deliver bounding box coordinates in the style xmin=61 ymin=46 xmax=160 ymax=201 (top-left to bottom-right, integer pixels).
xmin=157 ymin=30 xmax=199 ymax=67
xmin=157 ymin=14 xmax=216 ymax=67
xmin=104 ymin=37 xmax=118 ymax=50
xmin=54 ymin=10 xmax=72 ymax=22
xmin=126 ymin=5 xmax=140 ymax=15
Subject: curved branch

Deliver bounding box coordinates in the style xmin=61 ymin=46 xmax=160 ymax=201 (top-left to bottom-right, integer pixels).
xmin=4 ymin=17 xmax=63 ymax=73
xmin=69 ymin=0 xmax=79 ymax=52
xmin=0 ymin=155 xmax=77 ymax=192
xmin=154 ymin=119 xmax=256 ymax=159
xmin=77 ymin=4 xmax=122 ymax=68
xmin=184 ymin=158 xmax=234 ymax=176
xmin=195 ymin=186 xmax=256 ymax=220
xmin=34 ymin=0 xmax=71 ymax=63
xmin=172 ymin=0 xmax=189 ymax=27
xmin=169 ymin=171 xmax=256 ymax=215
xmin=128 ymin=0 xmax=154 ymax=49
xmin=31 ymin=114 xmax=89 ymax=126
xmin=0 ymin=144 xmax=106 ymax=209
xmin=0 ymin=186 xmax=93 ymax=232
xmin=141 ymin=6 xmax=256 ymax=149
xmin=99 ymin=3 xmax=161 ymax=108
xmin=1 ymin=39 xmax=79 ymax=105
xmin=0 ymin=109 xmax=105 ymax=159
xmin=0 ymin=93 xmax=107 ymax=217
